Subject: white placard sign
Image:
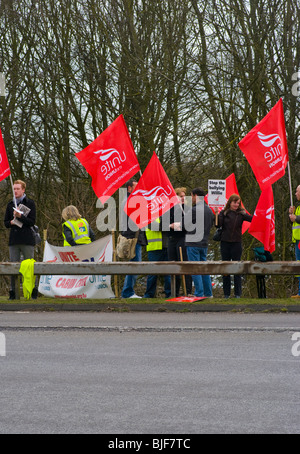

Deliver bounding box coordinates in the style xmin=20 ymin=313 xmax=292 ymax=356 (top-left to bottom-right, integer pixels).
xmin=208 ymin=180 xmax=226 ymax=208
xmin=38 ymin=235 xmax=115 ymax=299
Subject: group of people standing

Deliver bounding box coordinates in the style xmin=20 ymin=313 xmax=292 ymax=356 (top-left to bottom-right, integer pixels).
xmin=120 ymin=179 xmax=253 ymax=299
xmin=5 ymin=178 xmax=300 ymax=300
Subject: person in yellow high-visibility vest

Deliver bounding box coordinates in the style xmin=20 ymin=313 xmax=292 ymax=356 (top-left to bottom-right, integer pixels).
xmin=62 ymin=205 xmax=95 ymax=246
xmin=289 ymin=185 xmax=300 ymax=298
xmin=143 ymin=217 xmax=171 ymax=298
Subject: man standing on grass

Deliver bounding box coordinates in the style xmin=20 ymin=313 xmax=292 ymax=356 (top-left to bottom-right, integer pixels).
xmin=120 ymin=178 xmax=147 ymax=298
xmin=4 ymin=180 xmax=38 ymax=300
xmin=185 ymin=187 xmax=214 ymax=298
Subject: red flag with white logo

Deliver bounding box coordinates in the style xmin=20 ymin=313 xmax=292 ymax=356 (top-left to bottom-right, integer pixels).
xmin=0 ymin=128 xmax=11 ymax=182
xmin=124 ymin=151 xmax=179 ymax=229
xmin=238 ymin=98 xmax=288 ymax=190
xmin=75 ymin=115 xmax=140 ymax=203
xmin=248 ymin=186 xmax=275 ymax=253
xmin=205 ymin=173 xmax=251 ymax=233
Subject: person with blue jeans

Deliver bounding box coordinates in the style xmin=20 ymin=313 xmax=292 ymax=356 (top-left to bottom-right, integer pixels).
xmin=289 ymin=185 xmax=300 ymax=298
xmin=120 ymin=179 xmax=147 ymax=299
xmin=184 ymin=187 xmax=214 ymax=298
xmin=186 ymin=245 xmax=212 ymax=297
xmin=121 ymin=242 xmax=143 ymax=298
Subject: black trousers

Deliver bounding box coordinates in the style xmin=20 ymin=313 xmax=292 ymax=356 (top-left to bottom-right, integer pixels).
xmin=168 ymin=236 xmax=192 ymax=296
xmin=220 ymin=241 xmax=242 ymax=297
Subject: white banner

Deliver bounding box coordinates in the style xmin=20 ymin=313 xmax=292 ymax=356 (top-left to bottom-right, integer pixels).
xmin=38 ymin=235 xmax=115 ymax=299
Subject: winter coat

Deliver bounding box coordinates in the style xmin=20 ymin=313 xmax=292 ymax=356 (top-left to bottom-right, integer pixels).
xmin=218 ymin=209 xmax=252 ymax=243
xmin=4 ymin=197 xmax=36 ymax=246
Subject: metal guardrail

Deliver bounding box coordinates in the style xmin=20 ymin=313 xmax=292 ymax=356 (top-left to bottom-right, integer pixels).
xmin=2 ymin=261 xmax=300 ymax=299
xmin=1 ymin=261 xmax=300 ymax=276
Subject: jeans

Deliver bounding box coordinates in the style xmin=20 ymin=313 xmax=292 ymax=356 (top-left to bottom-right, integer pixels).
xmin=121 ymin=243 xmax=142 ymax=298
xmin=9 ymin=244 xmax=35 ymax=292
xmin=186 ymin=246 xmax=212 ymax=297
xmin=295 ymin=241 xmax=300 ymax=295
xmin=144 ymin=249 xmax=171 ymax=298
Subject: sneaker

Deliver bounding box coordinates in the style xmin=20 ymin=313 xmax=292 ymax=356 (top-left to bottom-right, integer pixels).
xmin=291 ymin=294 xmax=300 ymax=298
xmin=224 ymin=295 xmax=230 ymax=299
xmin=128 ymin=294 xmax=142 ymax=299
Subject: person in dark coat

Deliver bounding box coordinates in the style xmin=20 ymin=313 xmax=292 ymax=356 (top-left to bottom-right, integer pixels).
xmin=4 ymin=179 xmax=38 ymax=300
xmin=165 ymin=187 xmax=192 ymax=296
xmin=184 ymin=187 xmax=214 ymax=298
xmin=217 ymin=194 xmax=253 ymax=298
xmin=120 ymin=179 xmax=147 ymax=298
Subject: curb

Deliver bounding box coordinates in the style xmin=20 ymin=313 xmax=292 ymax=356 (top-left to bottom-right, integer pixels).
xmin=0 ymin=303 xmax=300 ymax=312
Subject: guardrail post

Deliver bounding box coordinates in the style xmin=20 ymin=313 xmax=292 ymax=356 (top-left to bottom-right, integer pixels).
xmin=14 ymin=275 xmax=21 ymax=300
xmin=171 ymin=275 xmax=176 ymax=298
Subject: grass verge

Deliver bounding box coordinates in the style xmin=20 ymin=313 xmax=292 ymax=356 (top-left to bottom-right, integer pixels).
xmin=0 ymin=295 xmax=299 ymax=312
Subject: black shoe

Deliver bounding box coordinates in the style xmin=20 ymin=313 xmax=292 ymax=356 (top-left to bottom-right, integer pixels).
xmin=9 ymin=290 xmax=16 ymax=300
xmin=31 ymin=288 xmax=38 ymax=300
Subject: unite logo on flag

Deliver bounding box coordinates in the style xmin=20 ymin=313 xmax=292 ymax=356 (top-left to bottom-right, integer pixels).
xmin=76 ymin=115 xmax=140 ymax=203
xmin=124 ymin=152 xmax=179 ymax=229
xmin=93 ymin=148 xmax=126 ymax=180
xmin=238 ymin=99 xmax=288 ymax=190
xmin=257 ymin=132 xmax=287 ymax=170
xmin=133 ymin=185 xmax=173 ymax=202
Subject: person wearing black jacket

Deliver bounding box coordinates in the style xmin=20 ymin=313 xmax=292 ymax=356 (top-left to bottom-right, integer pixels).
xmin=4 ymin=180 xmax=37 ymax=300
xmin=185 ymin=187 xmax=214 ymax=298
xmin=120 ymin=179 xmax=147 ymax=298
xmin=165 ymin=188 xmax=192 ymax=297
xmin=217 ymin=194 xmax=253 ymax=298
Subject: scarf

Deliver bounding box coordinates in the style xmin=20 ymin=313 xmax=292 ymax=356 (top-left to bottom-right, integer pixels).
xmin=16 ymin=193 xmax=26 ymax=205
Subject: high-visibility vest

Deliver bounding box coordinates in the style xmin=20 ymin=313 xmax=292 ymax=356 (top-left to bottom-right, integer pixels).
xmin=292 ymin=206 xmax=300 ymax=242
xmin=62 ymin=218 xmax=91 ymax=246
xmin=145 ymin=218 xmax=162 ymax=252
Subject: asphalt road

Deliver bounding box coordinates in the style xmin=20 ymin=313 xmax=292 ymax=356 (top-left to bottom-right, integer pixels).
xmin=0 ymin=312 xmax=299 ymax=435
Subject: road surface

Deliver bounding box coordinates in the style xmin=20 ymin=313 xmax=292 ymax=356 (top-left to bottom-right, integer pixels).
xmin=0 ymin=311 xmax=299 ymax=434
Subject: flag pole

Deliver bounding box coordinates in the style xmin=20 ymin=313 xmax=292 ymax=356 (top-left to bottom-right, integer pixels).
xmin=287 ymin=162 xmax=293 ymax=207
xmin=9 ymin=174 xmax=17 ymax=208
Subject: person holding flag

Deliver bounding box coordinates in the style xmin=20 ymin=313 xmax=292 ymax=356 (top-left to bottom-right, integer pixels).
xmin=217 ymin=194 xmax=253 ymax=299
xmin=289 ymin=185 xmax=300 ymax=298
xmin=120 ymin=179 xmax=147 ymax=299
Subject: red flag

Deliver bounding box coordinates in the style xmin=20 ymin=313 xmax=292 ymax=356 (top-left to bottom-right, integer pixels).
xmin=124 ymin=151 xmax=179 ymax=229
xmin=248 ymin=186 xmax=275 ymax=253
xmin=238 ymin=98 xmax=288 ymax=190
xmin=0 ymin=128 xmax=11 ymax=182
xmin=75 ymin=115 xmax=140 ymax=203
xmin=205 ymin=173 xmax=251 ymax=233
